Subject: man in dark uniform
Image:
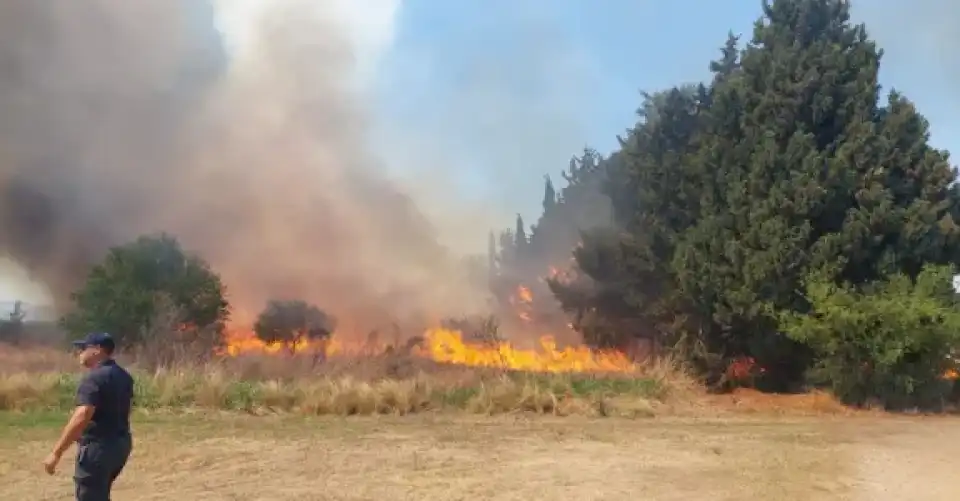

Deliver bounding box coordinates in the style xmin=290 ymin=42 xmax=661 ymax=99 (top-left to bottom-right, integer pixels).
xmin=43 ymin=332 xmax=135 ymax=501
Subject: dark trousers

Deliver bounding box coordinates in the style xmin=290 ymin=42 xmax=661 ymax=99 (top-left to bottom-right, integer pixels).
xmin=74 ymin=436 xmax=133 ymax=501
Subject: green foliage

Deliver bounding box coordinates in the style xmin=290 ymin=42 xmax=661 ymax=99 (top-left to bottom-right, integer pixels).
xmin=779 ymin=265 xmax=960 ymax=410
xmin=549 ymin=88 xmax=703 ymax=351
xmin=676 ymin=0 xmax=959 ymax=388
xmin=497 ymin=0 xmax=960 ymax=399
xmin=253 ymin=299 xmax=336 ymax=354
xmin=59 ymin=233 xmax=230 ymax=350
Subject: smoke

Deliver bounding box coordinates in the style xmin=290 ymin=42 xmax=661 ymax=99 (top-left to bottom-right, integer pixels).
xmin=0 ymin=0 xmax=491 ymax=332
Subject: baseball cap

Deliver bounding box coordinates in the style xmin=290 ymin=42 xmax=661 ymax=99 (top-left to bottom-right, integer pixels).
xmin=72 ymin=332 xmax=116 ymax=352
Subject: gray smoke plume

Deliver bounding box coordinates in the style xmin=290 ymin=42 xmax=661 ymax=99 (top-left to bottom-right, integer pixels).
xmin=0 ymin=0 xmax=490 ymax=333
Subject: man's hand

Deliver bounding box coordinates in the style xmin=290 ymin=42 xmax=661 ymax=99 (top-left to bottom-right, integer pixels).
xmin=42 ymin=451 xmax=62 ymax=475
xmin=46 ymin=404 xmax=94 ymax=477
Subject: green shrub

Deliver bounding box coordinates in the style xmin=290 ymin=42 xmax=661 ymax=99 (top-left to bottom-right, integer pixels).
xmin=780 ymin=265 xmax=960 ymax=410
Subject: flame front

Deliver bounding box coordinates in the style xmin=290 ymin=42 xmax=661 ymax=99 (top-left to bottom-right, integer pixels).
xmin=423 ymin=328 xmax=635 ymax=373
xmin=223 ymin=327 xmax=636 ymax=373
xmin=221 ymin=266 xmax=634 ymax=373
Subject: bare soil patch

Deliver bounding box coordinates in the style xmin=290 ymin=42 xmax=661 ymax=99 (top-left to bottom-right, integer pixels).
xmin=2 ymin=413 xmax=958 ymax=500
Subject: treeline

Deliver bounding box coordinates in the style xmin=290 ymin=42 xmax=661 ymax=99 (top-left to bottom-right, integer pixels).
xmin=491 ymin=0 xmax=960 ymax=408
xmin=46 ymin=233 xmax=334 ymax=365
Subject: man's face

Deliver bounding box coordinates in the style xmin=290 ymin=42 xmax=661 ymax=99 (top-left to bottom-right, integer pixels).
xmin=76 ymin=345 xmax=103 ymax=368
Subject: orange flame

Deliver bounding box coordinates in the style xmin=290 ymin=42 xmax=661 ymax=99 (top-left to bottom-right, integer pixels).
xmin=508 ymin=284 xmax=535 ymax=323
xmin=423 ymin=328 xmax=634 ymax=373
xmin=222 ymin=328 xmax=636 ymax=373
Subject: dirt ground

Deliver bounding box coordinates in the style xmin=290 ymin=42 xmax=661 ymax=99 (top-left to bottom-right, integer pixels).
xmin=0 ymin=412 xmax=958 ymax=501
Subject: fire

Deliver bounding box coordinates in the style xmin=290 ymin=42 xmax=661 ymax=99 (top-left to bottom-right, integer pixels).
xmin=222 ymin=327 xmax=636 ymax=373
xmin=509 ymin=284 xmax=535 ymax=323
xmin=220 ymin=268 xmax=629 ymax=373
xmin=222 ymin=330 xmax=373 ymax=357
xmin=516 ymin=285 xmax=533 ymax=303
xmin=423 ymin=328 xmax=635 ymax=373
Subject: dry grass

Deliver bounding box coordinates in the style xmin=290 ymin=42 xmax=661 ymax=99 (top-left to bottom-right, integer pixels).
xmin=0 ymin=344 xmax=79 ymax=374
xmin=0 ymin=345 xmax=695 ymax=417
xmin=0 ymin=370 xmax=679 ymax=417
xmin=2 ymin=412 xmax=959 ymax=500
xmin=4 ymin=345 xmax=960 ymax=499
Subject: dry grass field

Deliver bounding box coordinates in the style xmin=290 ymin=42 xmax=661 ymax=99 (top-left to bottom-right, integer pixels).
xmin=1 ymin=412 xmax=959 ymax=501
xmin=2 ymin=345 xmax=959 ymax=500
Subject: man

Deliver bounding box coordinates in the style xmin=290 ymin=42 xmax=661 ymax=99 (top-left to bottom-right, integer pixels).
xmin=43 ymin=332 xmax=135 ymax=501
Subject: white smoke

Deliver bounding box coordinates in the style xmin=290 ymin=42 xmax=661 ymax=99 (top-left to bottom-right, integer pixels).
xmin=0 ymin=0 xmax=494 ymax=336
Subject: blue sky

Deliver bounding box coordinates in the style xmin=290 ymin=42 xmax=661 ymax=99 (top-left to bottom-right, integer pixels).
xmin=369 ymin=0 xmax=960 ymax=224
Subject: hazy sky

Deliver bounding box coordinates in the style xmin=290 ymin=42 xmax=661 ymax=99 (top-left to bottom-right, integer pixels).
xmin=1 ymin=0 xmax=956 ymax=303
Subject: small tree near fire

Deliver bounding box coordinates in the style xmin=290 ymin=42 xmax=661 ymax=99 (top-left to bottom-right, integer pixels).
xmin=253 ymin=299 xmax=336 ymax=354
xmin=60 ymin=233 xmax=230 ymax=350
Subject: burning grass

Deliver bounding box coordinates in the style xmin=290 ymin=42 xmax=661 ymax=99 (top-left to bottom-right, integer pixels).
xmin=0 ymin=344 xmax=694 ymax=417
xmin=224 ymin=327 xmax=640 ymax=373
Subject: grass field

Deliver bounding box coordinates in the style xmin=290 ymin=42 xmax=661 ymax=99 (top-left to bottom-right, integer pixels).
xmin=0 ymin=346 xmax=693 ymax=417
xmin=2 ymin=346 xmax=959 ymax=500
xmin=2 ymin=412 xmax=959 ymax=500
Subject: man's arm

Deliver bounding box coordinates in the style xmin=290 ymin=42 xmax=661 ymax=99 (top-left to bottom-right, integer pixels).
xmin=50 ymin=405 xmax=95 ymax=457
xmin=51 ymin=374 xmax=101 ymax=458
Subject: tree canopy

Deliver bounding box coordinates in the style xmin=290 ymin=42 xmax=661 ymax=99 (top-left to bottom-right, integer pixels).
xmin=253 ymin=299 xmax=337 ymax=354
xmin=59 ymin=233 xmax=230 ymax=349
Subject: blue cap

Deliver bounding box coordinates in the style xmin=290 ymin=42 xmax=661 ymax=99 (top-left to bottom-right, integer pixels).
xmin=72 ymin=332 xmax=116 ymax=352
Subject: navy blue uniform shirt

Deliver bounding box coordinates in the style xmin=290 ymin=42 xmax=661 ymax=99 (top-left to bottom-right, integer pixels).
xmin=75 ymin=359 xmax=134 ymax=442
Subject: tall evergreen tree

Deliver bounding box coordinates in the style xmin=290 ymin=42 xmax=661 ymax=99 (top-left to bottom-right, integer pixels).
xmin=542 ymin=175 xmax=557 ymax=214
xmin=514 ymin=214 xmax=527 ymax=249
xmin=505 ymin=1 xmax=960 ymax=397
xmin=550 ymin=88 xmax=705 ymax=349
xmin=671 ymin=0 xmax=960 ymax=388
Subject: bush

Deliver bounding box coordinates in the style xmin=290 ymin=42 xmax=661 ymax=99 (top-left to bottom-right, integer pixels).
xmin=253 ymin=299 xmax=336 ymax=354
xmin=780 ymin=265 xmax=960 ymax=410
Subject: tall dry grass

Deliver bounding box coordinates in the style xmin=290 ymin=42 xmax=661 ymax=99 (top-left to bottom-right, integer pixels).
xmin=0 ymin=343 xmax=79 ymax=374
xmin=0 ymin=343 xmax=696 ymax=417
